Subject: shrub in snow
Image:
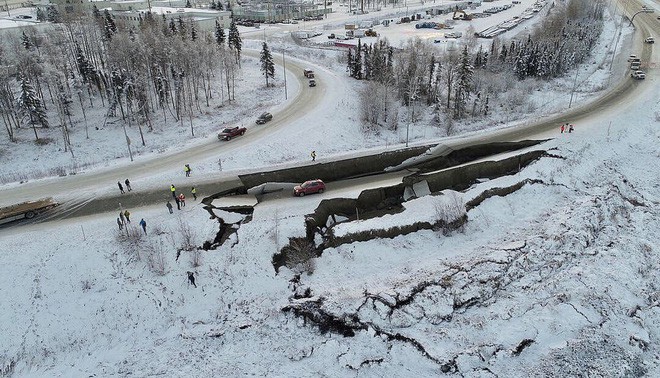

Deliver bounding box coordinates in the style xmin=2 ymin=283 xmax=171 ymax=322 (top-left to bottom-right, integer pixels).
xmin=277 ymin=238 xmax=317 ymax=275
xmin=434 ymin=191 xmax=466 ymax=235
xmin=145 ymin=242 xmax=168 ymax=276
xmin=178 ymin=218 xmax=198 ymax=251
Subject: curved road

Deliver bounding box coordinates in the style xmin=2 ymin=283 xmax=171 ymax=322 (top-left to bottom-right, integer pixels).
xmin=0 ymin=0 xmax=656 ymax=224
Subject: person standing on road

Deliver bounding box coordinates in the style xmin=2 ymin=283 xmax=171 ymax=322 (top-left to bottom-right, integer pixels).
xmin=118 ymin=181 xmax=125 ymax=194
xmin=184 ymin=164 xmax=192 ymax=177
xmin=568 ymin=124 xmax=574 ymax=133
xmin=139 ymin=218 xmax=147 ymax=234
xmin=117 ymin=217 xmax=123 ymax=230
xmin=178 ymin=193 xmax=186 ymax=207
xmin=166 ymin=201 xmax=173 ymax=214
xmin=175 ymin=196 xmax=181 ymax=210
xmin=311 ymin=150 xmax=316 ymax=161
xmin=124 ymin=179 xmax=132 ymax=191
xmin=171 ymin=184 xmax=177 ymax=198
xmin=191 ymin=187 xmax=197 ymax=201
xmin=119 ymin=211 xmax=125 ymax=225
xmin=124 ymin=210 xmax=131 ymax=223
xmin=560 ymin=124 xmax=565 ymax=134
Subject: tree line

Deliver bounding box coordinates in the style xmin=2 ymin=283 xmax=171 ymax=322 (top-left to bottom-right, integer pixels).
xmin=0 ymin=7 xmax=244 ymax=154
xmin=349 ymin=0 xmax=605 ymax=134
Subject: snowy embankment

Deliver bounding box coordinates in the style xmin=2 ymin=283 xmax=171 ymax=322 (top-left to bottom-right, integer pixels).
xmin=1 ymin=86 xmax=658 ymax=376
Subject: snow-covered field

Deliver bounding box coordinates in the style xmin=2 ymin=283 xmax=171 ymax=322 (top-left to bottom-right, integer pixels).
xmin=2 ymin=1 xmax=660 ymax=376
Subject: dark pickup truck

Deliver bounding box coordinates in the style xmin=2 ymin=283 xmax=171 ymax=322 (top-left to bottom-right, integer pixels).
xmin=217 ymin=126 xmax=247 ymax=141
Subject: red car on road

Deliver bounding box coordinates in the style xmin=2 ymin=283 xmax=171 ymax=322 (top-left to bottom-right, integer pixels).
xmin=218 ymin=126 xmax=246 ymax=141
xmin=293 ymin=179 xmax=326 ymax=196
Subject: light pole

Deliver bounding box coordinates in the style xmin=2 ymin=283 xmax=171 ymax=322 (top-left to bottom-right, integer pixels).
xmin=630 ymin=8 xmax=654 ymax=26
xmin=282 ymin=51 xmax=288 ymax=100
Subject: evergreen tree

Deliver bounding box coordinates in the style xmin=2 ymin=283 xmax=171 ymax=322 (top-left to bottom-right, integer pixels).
xmin=21 ymin=31 xmax=34 ymax=50
xmin=217 ymin=1 xmax=223 ymax=10
xmin=352 ymin=41 xmax=362 ymax=80
xmin=214 ymin=20 xmax=226 ymax=46
xmin=191 ymin=22 xmax=198 ymax=41
xmin=227 ymin=19 xmax=242 ymax=63
xmin=103 ymin=10 xmax=117 ymax=40
xmin=18 ymin=75 xmax=49 ymax=140
xmin=210 ymin=0 xmax=216 ymax=9
xmin=92 ymin=5 xmax=101 ymax=19
xmin=347 ymin=48 xmax=354 ymax=77
xmin=169 ymin=18 xmax=177 ymax=34
xmin=36 ymin=7 xmax=46 ymax=21
xmin=260 ymin=42 xmax=275 ymax=87
xmin=75 ymin=43 xmax=95 ymax=83
xmin=186 ymin=0 xmax=192 ymax=7
xmin=363 ymin=44 xmax=372 ymax=80
xmin=46 ymin=5 xmax=60 ymax=22
xmin=178 ymin=16 xmax=186 ymax=38
xmin=454 ymin=46 xmax=473 ymax=119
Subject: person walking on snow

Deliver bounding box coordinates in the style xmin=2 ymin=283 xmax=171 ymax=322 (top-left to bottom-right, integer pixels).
xmin=560 ymin=124 xmax=565 ymax=134
xmin=170 ymin=184 xmax=176 ymax=198
xmin=187 ymin=271 xmax=197 ymax=288
xmin=119 ymin=211 xmax=125 ymax=225
xmin=184 ymin=164 xmax=192 ymax=177
xmin=117 ymin=217 xmax=123 ymax=230
xmin=124 ymin=210 xmax=131 ymax=223
xmin=118 ymin=181 xmax=125 ymax=194
xmin=178 ymin=193 xmax=186 ymax=207
xmin=124 ymin=179 xmax=132 ymax=191
xmin=175 ymin=196 xmax=181 ymax=210
xmin=139 ymin=218 xmax=147 ymax=234
xmin=311 ymin=150 xmax=316 ymax=161
xmin=166 ymin=201 xmax=173 ymax=214
xmin=191 ymin=187 xmax=197 ymax=201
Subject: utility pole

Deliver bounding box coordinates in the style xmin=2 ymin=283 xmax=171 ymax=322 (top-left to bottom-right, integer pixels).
xmin=568 ymin=68 xmax=579 ymax=108
xmin=282 ymin=51 xmax=288 ymax=100
xmin=121 ymin=120 xmax=134 ymax=162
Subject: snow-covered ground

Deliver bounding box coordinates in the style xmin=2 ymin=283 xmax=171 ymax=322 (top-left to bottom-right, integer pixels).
xmin=2 ymin=1 xmax=660 ymax=375
xmin=1 ymin=82 xmax=658 ymax=375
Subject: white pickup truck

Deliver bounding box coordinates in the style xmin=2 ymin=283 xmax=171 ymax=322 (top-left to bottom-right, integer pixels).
xmin=631 ymin=70 xmax=646 ymax=80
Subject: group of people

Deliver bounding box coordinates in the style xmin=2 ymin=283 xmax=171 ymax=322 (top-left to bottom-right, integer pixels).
xmin=560 ymin=123 xmax=575 ymax=134
xmin=116 ymin=209 xmax=147 ymax=235
xmin=113 ymin=164 xmax=203 ymax=235
xmin=168 ymin=185 xmax=198 ymax=212
xmin=117 ymin=179 xmax=132 ymax=194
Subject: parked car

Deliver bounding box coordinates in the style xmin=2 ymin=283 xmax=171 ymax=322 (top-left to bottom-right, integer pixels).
xmin=293 ymin=179 xmax=326 ymax=196
xmin=645 ymin=37 xmax=655 ymax=44
xmin=328 ymin=33 xmax=336 ymax=39
xmin=308 ymin=79 xmax=316 ymax=87
xmin=217 ymin=126 xmax=246 ymax=141
xmin=627 ymin=54 xmax=638 ymax=62
xmin=630 ymin=62 xmax=641 ymax=70
xmin=255 ymin=112 xmax=273 ymax=125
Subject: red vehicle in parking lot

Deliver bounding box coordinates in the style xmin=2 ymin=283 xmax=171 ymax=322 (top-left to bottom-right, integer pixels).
xmin=293 ymin=179 xmax=326 ymax=196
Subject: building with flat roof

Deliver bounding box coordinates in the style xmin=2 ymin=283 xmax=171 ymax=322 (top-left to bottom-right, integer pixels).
xmin=1 ymin=0 xmax=33 ymax=12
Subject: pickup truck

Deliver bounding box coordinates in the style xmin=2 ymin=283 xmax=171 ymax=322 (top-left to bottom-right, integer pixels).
xmin=217 ymin=126 xmax=247 ymax=141
xmin=0 ymin=198 xmax=59 ymax=224
xmin=303 ymin=69 xmax=315 ymax=78
xmin=631 ymin=70 xmax=646 ymax=80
